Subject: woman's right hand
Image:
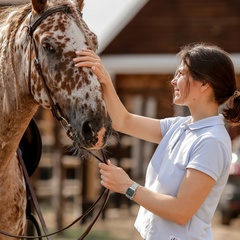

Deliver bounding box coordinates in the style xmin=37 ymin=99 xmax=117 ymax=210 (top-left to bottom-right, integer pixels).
xmin=73 ymin=49 xmax=111 ymax=86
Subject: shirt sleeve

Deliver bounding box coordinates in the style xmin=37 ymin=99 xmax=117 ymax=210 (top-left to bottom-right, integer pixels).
xmin=187 ymin=137 xmax=230 ymax=181
xmin=160 ymin=116 xmax=185 ymax=137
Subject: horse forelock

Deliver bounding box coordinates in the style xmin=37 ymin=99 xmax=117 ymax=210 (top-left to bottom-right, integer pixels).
xmin=40 ymin=0 xmax=98 ymax=51
xmin=59 ymin=0 xmax=98 ymax=51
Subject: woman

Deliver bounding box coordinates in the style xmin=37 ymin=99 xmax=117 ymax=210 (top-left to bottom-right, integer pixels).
xmin=73 ymin=43 xmax=240 ymax=240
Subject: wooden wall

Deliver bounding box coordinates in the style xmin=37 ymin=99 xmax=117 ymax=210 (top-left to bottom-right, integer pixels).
xmin=116 ymin=74 xmax=174 ymax=119
xmin=102 ymin=0 xmax=240 ymax=54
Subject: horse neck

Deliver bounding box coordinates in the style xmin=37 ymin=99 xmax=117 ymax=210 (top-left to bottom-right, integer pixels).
xmin=0 ymin=101 xmax=38 ymax=171
xmin=0 ymin=20 xmax=39 ymax=170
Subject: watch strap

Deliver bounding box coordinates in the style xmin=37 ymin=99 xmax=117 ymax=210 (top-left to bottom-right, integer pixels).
xmin=125 ymin=182 xmax=140 ymax=200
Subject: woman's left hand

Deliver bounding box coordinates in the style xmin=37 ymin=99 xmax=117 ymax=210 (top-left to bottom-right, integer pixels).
xmin=99 ymin=160 xmax=134 ymax=194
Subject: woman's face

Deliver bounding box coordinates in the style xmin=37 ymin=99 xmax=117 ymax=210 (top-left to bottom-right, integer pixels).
xmin=171 ymin=62 xmax=202 ymax=106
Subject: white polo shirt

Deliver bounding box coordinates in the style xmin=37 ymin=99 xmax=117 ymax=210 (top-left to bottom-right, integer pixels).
xmin=135 ymin=115 xmax=231 ymax=240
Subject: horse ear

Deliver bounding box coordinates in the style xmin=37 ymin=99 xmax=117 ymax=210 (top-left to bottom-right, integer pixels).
xmin=31 ymin=0 xmax=47 ymax=14
xmin=77 ymin=0 xmax=85 ymax=11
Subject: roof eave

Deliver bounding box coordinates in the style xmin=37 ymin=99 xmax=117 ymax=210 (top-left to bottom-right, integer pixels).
xmin=101 ymin=54 xmax=240 ymax=75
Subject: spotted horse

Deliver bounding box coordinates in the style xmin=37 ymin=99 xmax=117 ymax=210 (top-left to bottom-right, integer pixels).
xmin=0 ymin=0 xmax=112 ymax=239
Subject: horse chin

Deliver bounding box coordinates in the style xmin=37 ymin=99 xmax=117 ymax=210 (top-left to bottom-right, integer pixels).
xmin=88 ymin=140 xmax=107 ymax=151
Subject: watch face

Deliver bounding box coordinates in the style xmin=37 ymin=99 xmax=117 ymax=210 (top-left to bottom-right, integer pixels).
xmin=126 ymin=188 xmax=134 ymax=197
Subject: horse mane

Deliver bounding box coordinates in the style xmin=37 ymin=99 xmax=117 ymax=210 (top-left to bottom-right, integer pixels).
xmin=0 ymin=0 xmax=84 ymax=113
xmin=0 ymin=3 xmax=32 ymax=112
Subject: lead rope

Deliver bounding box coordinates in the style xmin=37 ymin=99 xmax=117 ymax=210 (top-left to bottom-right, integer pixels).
xmin=9 ymin=147 xmax=109 ymax=240
xmin=78 ymin=151 xmax=110 ymax=240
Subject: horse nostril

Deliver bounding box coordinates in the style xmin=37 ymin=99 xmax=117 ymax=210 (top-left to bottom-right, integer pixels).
xmin=82 ymin=121 xmax=93 ymax=140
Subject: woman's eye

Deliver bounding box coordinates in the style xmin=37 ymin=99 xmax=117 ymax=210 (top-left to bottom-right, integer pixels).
xmin=42 ymin=42 xmax=55 ymax=53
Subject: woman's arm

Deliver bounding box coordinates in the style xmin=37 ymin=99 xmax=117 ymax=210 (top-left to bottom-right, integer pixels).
xmin=99 ymin=161 xmax=215 ymax=225
xmin=134 ymin=168 xmax=215 ymax=225
xmin=74 ymin=49 xmax=162 ymax=144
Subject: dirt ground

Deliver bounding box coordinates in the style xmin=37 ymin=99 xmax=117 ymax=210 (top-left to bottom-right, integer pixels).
xmin=212 ymin=211 xmax=240 ymax=240
xmin=46 ymin=203 xmax=240 ymax=240
xmin=53 ymin=205 xmax=240 ymax=240
xmin=92 ymin=205 xmax=240 ymax=240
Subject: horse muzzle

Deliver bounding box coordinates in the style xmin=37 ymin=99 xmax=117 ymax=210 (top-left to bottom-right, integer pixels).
xmin=76 ymin=116 xmax=112 ymax=150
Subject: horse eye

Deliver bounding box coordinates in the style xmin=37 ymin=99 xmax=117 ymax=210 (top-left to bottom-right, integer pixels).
xmin=42 ymin=42 xmax=55 ymax=53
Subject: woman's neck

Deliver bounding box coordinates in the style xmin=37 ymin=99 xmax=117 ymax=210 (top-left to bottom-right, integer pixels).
xmin=188 ymin=102 xmax=219 ymax=123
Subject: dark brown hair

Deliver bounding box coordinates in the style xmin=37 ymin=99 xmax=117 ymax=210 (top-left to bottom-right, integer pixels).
xmin=178 ymin=42 xmax=240 ymax=125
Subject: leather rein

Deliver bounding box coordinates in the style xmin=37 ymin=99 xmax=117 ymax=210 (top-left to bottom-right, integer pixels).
xmin=0 ymin=5 xmax=110 ymax=240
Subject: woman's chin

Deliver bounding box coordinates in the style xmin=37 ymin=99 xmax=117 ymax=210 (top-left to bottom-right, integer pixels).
xmin=173 ymin=98 xmax=185 ymax=106
xmin=173 ymin=97 xmax=180 ymax=105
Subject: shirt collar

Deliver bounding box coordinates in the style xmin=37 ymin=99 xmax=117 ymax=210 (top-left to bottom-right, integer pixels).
xmin=182 ymin=115 xmax=224 ymax=131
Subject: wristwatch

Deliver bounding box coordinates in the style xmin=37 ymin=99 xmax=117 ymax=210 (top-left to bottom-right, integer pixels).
xmin=125 ymin=182 xmax=140 ymax=200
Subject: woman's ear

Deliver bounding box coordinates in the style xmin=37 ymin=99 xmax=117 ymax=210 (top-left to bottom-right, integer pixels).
xmin=200 ymin=82 xmax=210 ymax=92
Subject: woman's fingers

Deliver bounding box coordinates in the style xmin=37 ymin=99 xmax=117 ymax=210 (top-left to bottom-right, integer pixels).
xmin=73 ymin=49 xmax=98 ymax=66
xmin=73 ymin=49 xmax=109 ymax=83
xmin=73 ymin=57 xmax=98 ymax=67
xmin=99 ymin=162 xmax=108 ymax=171
xmin=74 ymin=49 xmax=99 ymax=60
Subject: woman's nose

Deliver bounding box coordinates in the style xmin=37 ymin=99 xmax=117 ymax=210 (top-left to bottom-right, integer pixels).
xmin=171 ymin=77 xmax=177 ymax=86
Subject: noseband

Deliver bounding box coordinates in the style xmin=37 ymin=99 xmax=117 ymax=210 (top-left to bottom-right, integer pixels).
xmin=0 ymin=5 xmax=110 ymax=240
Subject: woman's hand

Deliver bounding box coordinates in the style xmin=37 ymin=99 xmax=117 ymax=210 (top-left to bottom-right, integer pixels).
xmin=99 ymin=160 xmax=134 ymax=194
xmin=73 ymin=49 xmax=111 ymax=85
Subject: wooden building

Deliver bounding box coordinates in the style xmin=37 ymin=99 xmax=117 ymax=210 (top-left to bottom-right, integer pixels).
xmin=102 ymin=0 xmax=240 ymax=54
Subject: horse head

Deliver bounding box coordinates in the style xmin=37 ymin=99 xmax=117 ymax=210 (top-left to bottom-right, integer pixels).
xmin=15 ymin=0 xmax=112 ymax=150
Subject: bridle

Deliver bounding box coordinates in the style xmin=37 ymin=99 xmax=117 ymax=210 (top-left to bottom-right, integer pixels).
xmin=27 ymin=5 xmax=78 ymax=129
xmin=0 ymin=5 xmax=110 ymax=240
